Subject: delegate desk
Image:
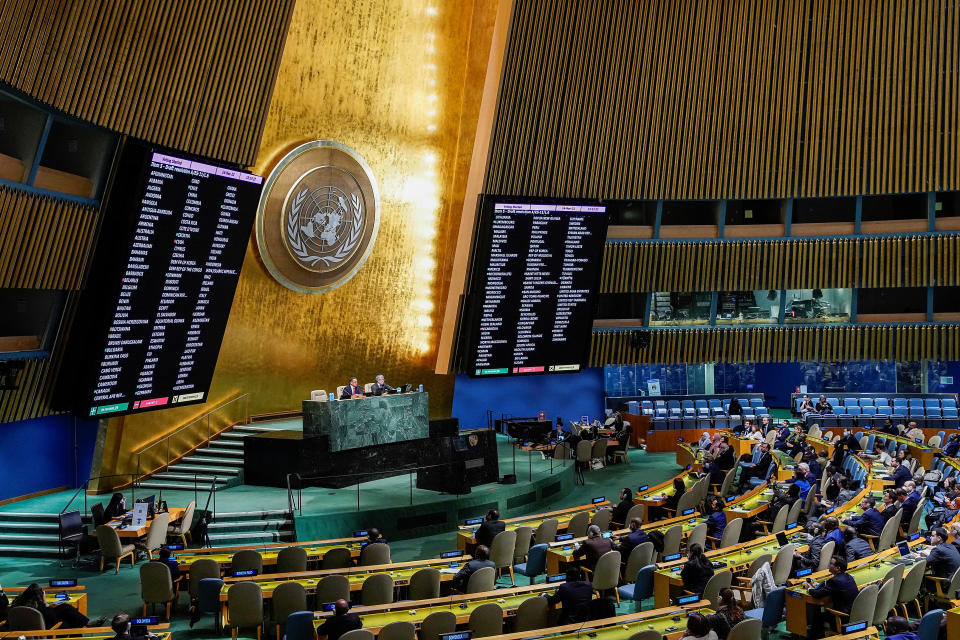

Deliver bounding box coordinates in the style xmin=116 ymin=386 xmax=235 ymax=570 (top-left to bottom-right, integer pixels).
xmin=314 ymin=583 xmax=557 ymax=633
xmin=303 ymin=392 xmax=429 ymax=452
xmin=456 ymin=500 xmax=610 ymax=550
xmin=545 ymin=513 xmax=700 ymax=576
xmin=871 ymin=431 xmax=937 ymax=469
xmin=823 ymin=627 xmax=882 ymax=640
xmin=807 ymin=434 xmax=836 ymax=457
xmin=784 ymin=540 xmax=924 ymax=634
xmin=653 ymin=528 xmax=807 ymax=607
xmin=176 ymin=536 xmax=368 ymax=573
xmin=479 ymin=603 xmax=713 ymax=640
xmin=635 ymin=470 xmax=702 ymax=515
xmin=101 ymin=508 xmax=185 ymax=539
xmin=0 ymin=629 xmax=169 ymax=640
xmin=4 ymin=585 xmax=87 ymax=615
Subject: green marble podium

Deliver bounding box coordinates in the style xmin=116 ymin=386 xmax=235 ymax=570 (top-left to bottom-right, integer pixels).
xmin=302 ymin=392 xmax=430 ymax=452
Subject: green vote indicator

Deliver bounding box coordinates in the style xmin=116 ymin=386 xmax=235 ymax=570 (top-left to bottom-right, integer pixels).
xmin=477 ymin=368 xmax=508 ymax=375
xmin=91 ymin=403 xmax=130 ymax=415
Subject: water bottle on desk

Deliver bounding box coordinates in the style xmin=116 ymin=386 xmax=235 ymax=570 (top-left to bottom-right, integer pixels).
xmin=418 ymin=384 xmax=424 ymax=392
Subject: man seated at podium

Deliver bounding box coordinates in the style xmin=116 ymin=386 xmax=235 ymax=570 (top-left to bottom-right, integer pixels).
xmin=340 ymin=377 xmax=364 ymax=399
xmin=371 ymin=374 xmax=394 ymax=395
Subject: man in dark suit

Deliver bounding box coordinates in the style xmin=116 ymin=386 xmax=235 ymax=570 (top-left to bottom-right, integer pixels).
xmin=842 ymin=497 xmax=884 ymax=536
xmin=925 ymin=527 xmax=960 ymax=579
xmin=617 ymin=517 xmax=650 ymax=557
xmin=339 ymin=377 xmax=364 ymax=399
xmin=371 ymin=374 xmax=394 ymax=395
xmin=573 ymin=525 xmax=615 ymax=571
xmin=451 ymin=545 xmax=496 ymax=592
xmin=890 ymin=458 xmax=912 ymax=488
xmin=317 ymin=599 xmax=361 ymax=640
xmin=738 ymin=443 xmax=773 ymax=491
xmin=474 ymin=509 xmax=505 ymax=548
xmin=805 ymin=555 xmax=859 ymax=638
xmin=545 ymin=567 xmax=594 ymax=623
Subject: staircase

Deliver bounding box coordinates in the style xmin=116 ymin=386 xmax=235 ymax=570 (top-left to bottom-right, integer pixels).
xmin=205 ymin=509 xmax=296 ymax=546
xmin=137 ymin=423 xmax=284 ymax=492
xmin=0 ymin=512 xmax=63 ymax=557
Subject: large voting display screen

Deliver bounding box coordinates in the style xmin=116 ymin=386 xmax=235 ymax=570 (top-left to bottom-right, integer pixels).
xmin=459 ymin=196 xmax=609 ymax=377
xmin=60 ymin=142 xmax=262 ymax=417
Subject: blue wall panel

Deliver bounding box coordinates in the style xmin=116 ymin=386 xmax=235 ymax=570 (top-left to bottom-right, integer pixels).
xmin=451 ymin=369 xmax=606 ymax=429
xmin=0 ymin=415 xmax=97 ymax=501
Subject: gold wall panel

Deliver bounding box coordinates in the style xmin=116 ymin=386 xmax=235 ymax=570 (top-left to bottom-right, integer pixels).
xmin=485 ymin=0 xmax=960 ymax=199
xmin=600 ymin=234 xmax=955 ymax=293
xmin=97 ymin=0 xmax=499 ymax=481
xmin=0 ymin=0 xmax=295 ymax=165
xmin=591 ymin=324 xmax=960 ymax=366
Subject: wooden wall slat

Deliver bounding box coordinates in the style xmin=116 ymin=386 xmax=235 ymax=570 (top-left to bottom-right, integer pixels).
xmin=486 ymin=0 xmax=959 ymax=198
xmin=0 ymin=0 xmax=295 ymax=166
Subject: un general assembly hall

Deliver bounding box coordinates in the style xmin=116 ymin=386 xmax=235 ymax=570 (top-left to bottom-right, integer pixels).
xmin=4 ymin=1 xmax=960 ymax=639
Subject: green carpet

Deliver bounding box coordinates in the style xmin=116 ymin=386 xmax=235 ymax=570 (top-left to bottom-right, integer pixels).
xmin=0 ymin=445 xmax=683 ymax=638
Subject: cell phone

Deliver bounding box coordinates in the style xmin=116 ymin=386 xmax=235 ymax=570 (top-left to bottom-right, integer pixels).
xmin=776 ymin=532 xmax=788 ymax=546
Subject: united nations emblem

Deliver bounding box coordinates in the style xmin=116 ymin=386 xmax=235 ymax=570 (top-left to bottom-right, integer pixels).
xmin=255 ymin=141 xmax=380 ymax=293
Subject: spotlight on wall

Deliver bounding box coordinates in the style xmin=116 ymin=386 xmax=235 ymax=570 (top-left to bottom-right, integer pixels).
xmin=812 ymin=289 xmax=823 ymax=299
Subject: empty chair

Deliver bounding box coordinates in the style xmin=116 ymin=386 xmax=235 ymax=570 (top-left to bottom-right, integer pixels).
xmin=466 ymin=566 xmax=496 ymax=593
xmin=591 ymin=550 xmax=622 ymax=603
xmin=321 ymin=547 xmax=353 ymax=569
xmin=339 ymin=631 xmax=374 ymax=640
xmin=136 ymin=512 xmax=170 ymax=560
xmin=97 ymin=524 xmax=136 ymax=573
xmin=140 ymin=561 xmax=177 ymax=618
xmin=282 ymin=611 xmax=315 ymax=640
xmin=271 ymin=582 xmax=307 ymax=639
xmin=662 ymin=524 xmax=683 ymax=557
xmin=716 ymin=517 xmax=743 ymax=549
xmin=513 ymin=594 xmax=549 ymax=632
xmin=553 ymin=441 xmax=571 ymax=459
xmin=468 ymin=602 xmax=503 ymax=637
xmin=7 ymin=607 xmax=47 ymax=631
xmin=566 ymin=511 xmax=589 ymax=538
xmin=771 ymin=544 xmax=797 ymax=586
xmin=918 ymin=609 xmax=945 ymax=640
xmin=534 ymin=518 xmax=559 ymax=544
xmin=699 ymin=570 xmax=732 ymax=608
xmin=188 ymin=558 xmax=220 ymax=598
xmin=618 ymin=564 xmax=655 ymax=611
xmin=360 ymin=542 xmax=391 ymax=566
xmin=687 ymin=522 xmax=707 ymax=551
xmin=591 ymin=508 xmax=612 ymax=531
xmin=744 ymin=585 xmax=785 ymax=640
xmin=316 ymin=574 xmax=350 ymax=603
xmin=512 ymin=525 xmax=533 ymax=566
xmin=167 ymin=500 xmax=195 ymax=546
xmin=826 ymin=583 xmax=877 ymax=633
xmin=514 ymin=543 xmax=548 ymax=584
xmin=277 ymin=546 xmax=308 ymax=573
xmin=575 ymin=440 xmax=593 ymax=473
xmin=624 ymin=542 xmax=655 ymax=583
xmin=727 ymin=618 xmax=763 ymax=640
xmin=361 ymin=573 xmax=393 ymax=605
xmin=419 ymin=611 xmax=456 ymax=640
xmin=489 ymin=529 xmax=517 ymax=582
xmin=872 ymin=576 xmax=898 ymax=626
xmin=409 ymin=567 xmax=441 ymax=600
xmin=227 ymin=581 xmax=263 ymax=640
xmin=197 ymin=578 xmax=224 ymax=633
xmin=897 ymin=559 xmax=927 ymax=618
xmin=619 ymin=504 xmax=645 ymax=527
xmin=231 ymin=550 xmax=263 ymax=575
xmin=379 ymin=621 xmax=416 ymax=640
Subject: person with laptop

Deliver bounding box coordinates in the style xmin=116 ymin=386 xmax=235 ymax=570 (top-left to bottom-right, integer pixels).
xmin=317 ymin=599 xmax=361 ymax=640
xmin=924 ymin=527 xmax=960 ymax=579
xmin=804 ymin=555 xmax=858 ymax=638
xmin=842 ymin=497 xmax=883 ymax=536
xmin=371 ymin=374 xmax=394 ymax=395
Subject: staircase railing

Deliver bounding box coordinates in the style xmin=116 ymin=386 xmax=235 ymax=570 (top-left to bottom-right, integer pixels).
xmin=61 ymin=472 xmax=218 ymax=523
xmin=132 ymin=393 xmax=250 ymax=485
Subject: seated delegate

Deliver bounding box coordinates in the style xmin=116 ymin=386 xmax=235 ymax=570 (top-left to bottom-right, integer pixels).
xmin=371 ymin=374 xmax=394 ymax=395
xmin=339 ymin=377 xmax=364 ymax=399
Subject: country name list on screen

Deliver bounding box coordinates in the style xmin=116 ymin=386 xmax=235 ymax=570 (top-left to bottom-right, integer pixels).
xmin=471 ymin=202 xmax=607 ymax=376
xmin=86 ymin=152 xmax=262 ymax=416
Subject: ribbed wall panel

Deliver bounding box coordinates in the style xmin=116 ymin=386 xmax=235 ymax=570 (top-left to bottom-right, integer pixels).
xmin=485 ymin=0 xmax=960 ymax=199
xmin=0 ymin=0 xmax=295 ymax=165
xmin=600 ymin=234 xmax=960 ymax=293
xmin=591 ymin=324 xmax=960 ymax=365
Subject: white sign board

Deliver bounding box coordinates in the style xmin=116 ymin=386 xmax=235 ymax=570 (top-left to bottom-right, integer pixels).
xmin=131 ymin=503 xmax=149 ymax=529
xmin=647 ymin=380 xmax=661 ymax=396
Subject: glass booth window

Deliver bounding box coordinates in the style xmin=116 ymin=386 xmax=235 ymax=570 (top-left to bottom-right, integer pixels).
xmin=784 ymin=288 xmax=852 ymax=323
xmin=715 ymin=290 xmax=780 ymax=325
xmin=649 ymin=292 xmax=712 ymax=327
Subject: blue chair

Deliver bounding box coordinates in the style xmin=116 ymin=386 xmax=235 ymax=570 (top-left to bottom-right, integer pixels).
xmin=859 ymin=398 xmax=874 ymax=407
xmin=284 ymin=611 xmax=316 ymax=640
xmin=744 ymin=586 xmax=785 ymax=640
xmin=749 ymin=462 xmax=776 ymax=488
xmin=750 ymin=398 xmax=763 ymax=407
xmin=864 ymin=433 xmax=876 ymax=454
xmin=877 ymin=405 xmax=893 ymax=416
xmin=938 ymin=430 xmax=946 ymax=442
xmin=198 ymin=577 xmax=224 ymax=632
xmin=860 ymin=406 xmax=877 ymax=427
xmin=943 ymin=398 xmax=957 ymax=410
xmin=826 ymin=397 xmax=840 ymax=408
xmin=668 ymin=400 xmax=681 ymax=412
xmin=514 ymin=543 xmax=548 ymax=584
xmin=709 ymin=399 xmax=722 ymax=410
xmin=795 ymin=397 xmax=804 ymax=413
xmin=874 ymin=397 xmax=889 ymax=408
xmin=918 ymin=609 xmax=944 ymax=640
xmin=617 ymin=564 xmax=655 ymax=611
xmin=943 ymin=408 xmax=959 ymax=429
xmin=714 ymin=417 xmax=729 ymax=429
xmin=894 ymin=397 xmax=908 ymax=409
xmin=695 ymin=400 xmax=708 ymax=412
xmin=681 ymin=400 xmax=694 ymax=411
xmin=843 ymin=397 xmax=859 ymax=408
xmin=926 ymin=399 xmax=941 ymax=409
xmin=755 ymin=406 xmax=769 ymax=416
